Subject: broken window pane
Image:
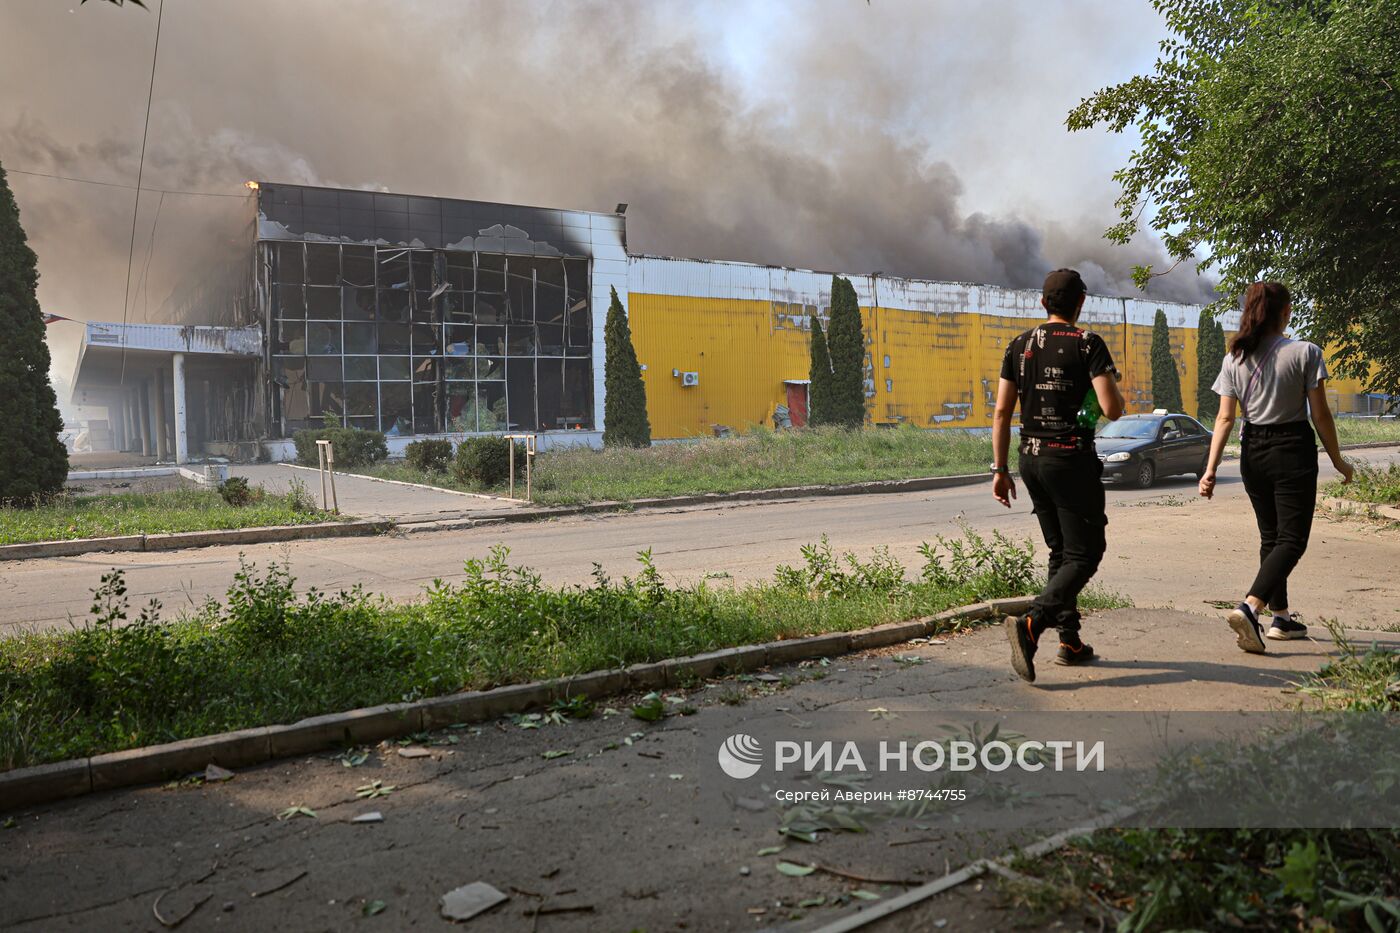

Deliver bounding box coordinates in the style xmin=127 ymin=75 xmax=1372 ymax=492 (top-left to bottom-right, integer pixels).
xmin=274 ymin=320 xmax=305 ymax=354
xmin=445 ymin=357 xmax=473 ymax=381
xmin=344 ymin=322 xmax=377 ymax=355
xmin=476 ymin=325 xmax=506 ymax=356
xmin=381 ymin=383 xmax=412 ymax=436
xmin=477 ymin=381 xmax=507 ymax=432
xmin=377 ymin=250 xmax=410 ymax=289
xmin=379 ymin=355 xmax=411 ymax=381
xmin=378 ymin=289 xmax=410 ymax=323
xmin=275 ymin=283 xmax=304 ymax=318
xmin=308 ymin=380 xmax=345 ymax=418
xmin=506 ymin=359 xmax=537 ymax=431
xmin=446 ymin=383 xmax=478 ymax=432
xmin=341 ymin=245 xmax=375 ymax=286
xmin=477 ymin=253 xmax=506 ymax=293
xmin=443 ymin=291 xmax=473 ymax=325
xmin=561 ymin=358 xmax=593 ymax=429
xmin=474 ymin=294 xmax=505 ymax=325
xmin=342 ymin=285 xmax=376 ymax=321
xmin=537 ymin=323 xmax=566 ymax=356
xmin=275 ymin=242 xmax=304 ymax=283
xmin=344 ymin=356 xmax=377 ymax=381
xmin=412 ymin=290 xmax=437 ymax=324
xmin=307 ymin=356 xmax=341 ymax=381
xmin=506 ymin=325 xmax=537 ymax=356
xmin=534 ymin=257 xmax=566 ymax=290
xmin=506 ymin=265 xmax=533 ymax=323
xmin=306 ymin=322 xmax=341 ymax=355
xmin=379 ymin=323 xmax=411 ymax=354
xmin=445 ymin=325 xmax=473 ymax=356
xmin=412 ymin=323 xmax=441 ymax=355
xmin=535 ymin=283 xmax=566 ymax=325
xmin=445 ymin=252 xmax=474 ymax=291
xmin=305 ymin=286 xmax=341 ymax=320
xmin=345 ymin=382 xmax=376 ymax=417
xmin=412 ymin=358 xmax=439 ymax=384
xmin=409 ymin=251 xmax=436 ymax=290
xmin=276 ymin=357 xmax=309 ymax=431
xmin=477 ymin=356 xmax=505 ymax=381
xmin=305 ymin=244 xmax=340 ymax=286
xmin=413 ymin=383 xmax=442 ymax=434
xmin=537 ymin=358 xmax=565 ymax=432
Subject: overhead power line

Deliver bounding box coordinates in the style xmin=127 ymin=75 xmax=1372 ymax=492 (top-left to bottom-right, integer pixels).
xmin=119 ymin=0 xmax=164 ymax=385
xmin=7 ymin=166 xmax=251 ymax=198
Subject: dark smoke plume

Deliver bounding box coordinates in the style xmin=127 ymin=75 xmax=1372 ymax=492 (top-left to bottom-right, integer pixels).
xmin=0 ymin=0 xmax=1216 ymax=380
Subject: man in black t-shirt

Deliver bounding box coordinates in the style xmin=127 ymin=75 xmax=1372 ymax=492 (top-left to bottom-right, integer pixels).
xmin=990 ymin=269 xmax=1124 ymax=682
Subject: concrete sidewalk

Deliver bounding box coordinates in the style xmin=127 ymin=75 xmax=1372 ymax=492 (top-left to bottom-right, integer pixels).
xmin=228 ymin=463 xmax=523 ymax=524
xmin=3 ymin=607 xmax=1392 ymax=931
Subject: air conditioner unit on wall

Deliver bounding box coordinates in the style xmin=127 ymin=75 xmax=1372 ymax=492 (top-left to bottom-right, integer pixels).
xmin=681 ymin=372 xmax=700 ymax=387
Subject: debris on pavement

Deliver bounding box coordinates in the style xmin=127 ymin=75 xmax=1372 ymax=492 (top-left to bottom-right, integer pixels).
xmin=250 ymin=868 xmax=308 ymax=899
xmin=203 ymin=764 xmax=235 ymax=783
xmin=396 ymin=746 xmax=432 ymax=759
xmin=439 ymin=881 xmax=508 ymax=922
xmin=351 ymin=811 xmax=384 ymax=823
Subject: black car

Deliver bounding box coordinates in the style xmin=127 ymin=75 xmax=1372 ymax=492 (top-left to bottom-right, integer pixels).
xmin=1095 ymin=412 xmax=1212 ymax=488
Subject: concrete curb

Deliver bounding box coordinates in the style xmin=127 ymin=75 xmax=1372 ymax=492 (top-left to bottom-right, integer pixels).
xmin=394 ymin=472 xmax=994 ymax=533
xmin=0 ymin=520 xmax=393 ymax=562
xmin=0 ymin=595 xmax=1033 ymax=812
xmin=1320 ymin=496 xmax=1400 ymax=522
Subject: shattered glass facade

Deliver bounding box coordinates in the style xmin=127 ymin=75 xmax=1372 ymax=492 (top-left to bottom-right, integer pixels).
xmin=256 ymin=184 xmax=620 ymax=438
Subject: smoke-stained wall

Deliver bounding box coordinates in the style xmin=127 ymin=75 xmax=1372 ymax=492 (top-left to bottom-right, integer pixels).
xmin=627 ymin=256 xmax=1369 ymax=440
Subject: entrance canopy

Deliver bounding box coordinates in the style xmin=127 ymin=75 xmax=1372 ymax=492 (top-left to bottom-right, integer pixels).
xmin=71 ymin=322 xmax=262 ymax=463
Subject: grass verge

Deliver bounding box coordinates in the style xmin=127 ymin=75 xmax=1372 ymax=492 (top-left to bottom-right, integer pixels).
xmin=0 ymin=529 xmax=1125 ymax=770
xmin=998 ymin=622 xmax=1400 ymax=931
xmin=0 ymin=481 xmax=336 ymax=545
xmin=356 ymin=425 xmax=995 ymax=505
xmin=1334 ymin=416 xmax=1400 ymax=447
xmin=1325 ymin=462 xmax=1400 ymax=507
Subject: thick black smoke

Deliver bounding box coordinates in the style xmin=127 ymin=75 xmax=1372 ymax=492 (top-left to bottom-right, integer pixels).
xmin=1 ymin=0 xmax=1216 ymax=380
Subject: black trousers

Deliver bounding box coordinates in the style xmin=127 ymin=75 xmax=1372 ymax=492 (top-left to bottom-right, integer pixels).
xmin=1019 ymin=450 xmax=1107 ymax=636
xmin=1239 ymin=422 xmax=1318 ymax=611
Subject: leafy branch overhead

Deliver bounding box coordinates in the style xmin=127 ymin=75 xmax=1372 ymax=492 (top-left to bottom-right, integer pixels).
xmin=1068 ymin=0 xmax=1400 ymax=398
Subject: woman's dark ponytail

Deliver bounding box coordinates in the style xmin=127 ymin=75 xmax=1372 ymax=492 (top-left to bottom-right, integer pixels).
xmin=1230 ymin=282 xmax=1291 ymax=359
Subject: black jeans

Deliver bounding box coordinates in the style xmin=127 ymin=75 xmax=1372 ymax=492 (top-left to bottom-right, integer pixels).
xmin=1239 ymin=422 xmax=1318 ymax=611
xmin=1019 ymin=450 xmax=1107 ymax=637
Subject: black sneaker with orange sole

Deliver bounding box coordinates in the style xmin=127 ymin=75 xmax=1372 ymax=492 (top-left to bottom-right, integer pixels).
xmin=1005 ymin=613 xmax=1040 ymax=682
xmin=1054 ymin=640 xmax=1096 ymax=666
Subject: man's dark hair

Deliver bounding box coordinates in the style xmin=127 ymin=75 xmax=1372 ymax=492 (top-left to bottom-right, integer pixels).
xmin=1042 ymin=268 xmax=1087 ymax=318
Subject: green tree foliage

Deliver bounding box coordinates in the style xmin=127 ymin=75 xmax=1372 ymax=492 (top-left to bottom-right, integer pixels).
xmin=1151 ymin=309 xmax=1184 ymax=413
xmin=825 ymin=276 xmax=867 ymax=428
xmin=1196 ymin=311 xmax=1226 ymax=422
xmin=1068 ymin=0 xmax=1400 ymax=400
xmin=602 ymin=286 xmax=651 ymax=448
xmin=0 ymin=162 xmax=69 ymax=503
xmin=807 ymin=314 xmax=834 ymax=426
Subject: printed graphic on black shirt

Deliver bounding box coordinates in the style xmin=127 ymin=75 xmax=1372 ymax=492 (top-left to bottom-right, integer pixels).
xmin=1000 ymin=323 xmax=1115 ymax=455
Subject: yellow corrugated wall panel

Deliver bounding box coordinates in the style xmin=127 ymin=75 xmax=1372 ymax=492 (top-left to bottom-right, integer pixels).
xmin=631 ymin=293 xmax=1228 ymax=438
xmin=628 ymin=292 xmax=809 ymax=438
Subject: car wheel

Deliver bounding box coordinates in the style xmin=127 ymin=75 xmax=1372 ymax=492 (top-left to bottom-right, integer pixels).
xmin=1135 ymin=460 xmax=1156 ymax=489
xmin=1194 ymin=455 xmax=1208 ymax=480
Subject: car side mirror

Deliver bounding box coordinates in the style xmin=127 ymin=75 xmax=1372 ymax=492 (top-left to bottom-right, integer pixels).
xmin=1163 ymin=430 xmax=1180 ymax=440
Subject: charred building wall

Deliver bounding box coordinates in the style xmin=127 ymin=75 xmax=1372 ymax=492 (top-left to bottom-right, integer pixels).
xmin=254 ymin=184 xmax=624 ymax=442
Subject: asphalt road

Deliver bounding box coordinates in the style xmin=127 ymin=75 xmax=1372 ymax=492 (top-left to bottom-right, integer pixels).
xmin=2 ymin=447 xmax=1396 ymax=636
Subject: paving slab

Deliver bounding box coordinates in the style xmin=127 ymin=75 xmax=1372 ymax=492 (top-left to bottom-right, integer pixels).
xmin=2 ymin=608 xmax=1394 ymax=931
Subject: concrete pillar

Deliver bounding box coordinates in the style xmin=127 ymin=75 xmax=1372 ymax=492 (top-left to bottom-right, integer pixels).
xmin=153 ymin=370 xmax=169 ymax=461
xmin=173 ymin=352 xmax=189 ymax=465
xmin=138 ymin=381 xmax=153 ymax=457
xmin=122 ymin=392 xmax=136 ymax=451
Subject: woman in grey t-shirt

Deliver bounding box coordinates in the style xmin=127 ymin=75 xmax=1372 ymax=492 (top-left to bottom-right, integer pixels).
xmin=1198 ymin=282 xmax=1353 ymax=651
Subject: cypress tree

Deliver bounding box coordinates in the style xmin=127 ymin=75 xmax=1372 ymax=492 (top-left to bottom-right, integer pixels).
xmin=601 ymin=286 xmax=651 ymax=447
xmin=807 ymin=313 xmax=833 ymax=426
xmin=825 ymin=276 xmax=867 ymax=428
xmin=1150 ymin=308 xmax=1184 ymax=413
xmin=0 ymin=161 xmax=68 ymax=503
xmin=1195 ymin=310 xmax=1224 ymax=423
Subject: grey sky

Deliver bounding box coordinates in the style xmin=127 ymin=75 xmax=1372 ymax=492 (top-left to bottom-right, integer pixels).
xmin=0 ymin=0 xmax=1207 ymax=378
